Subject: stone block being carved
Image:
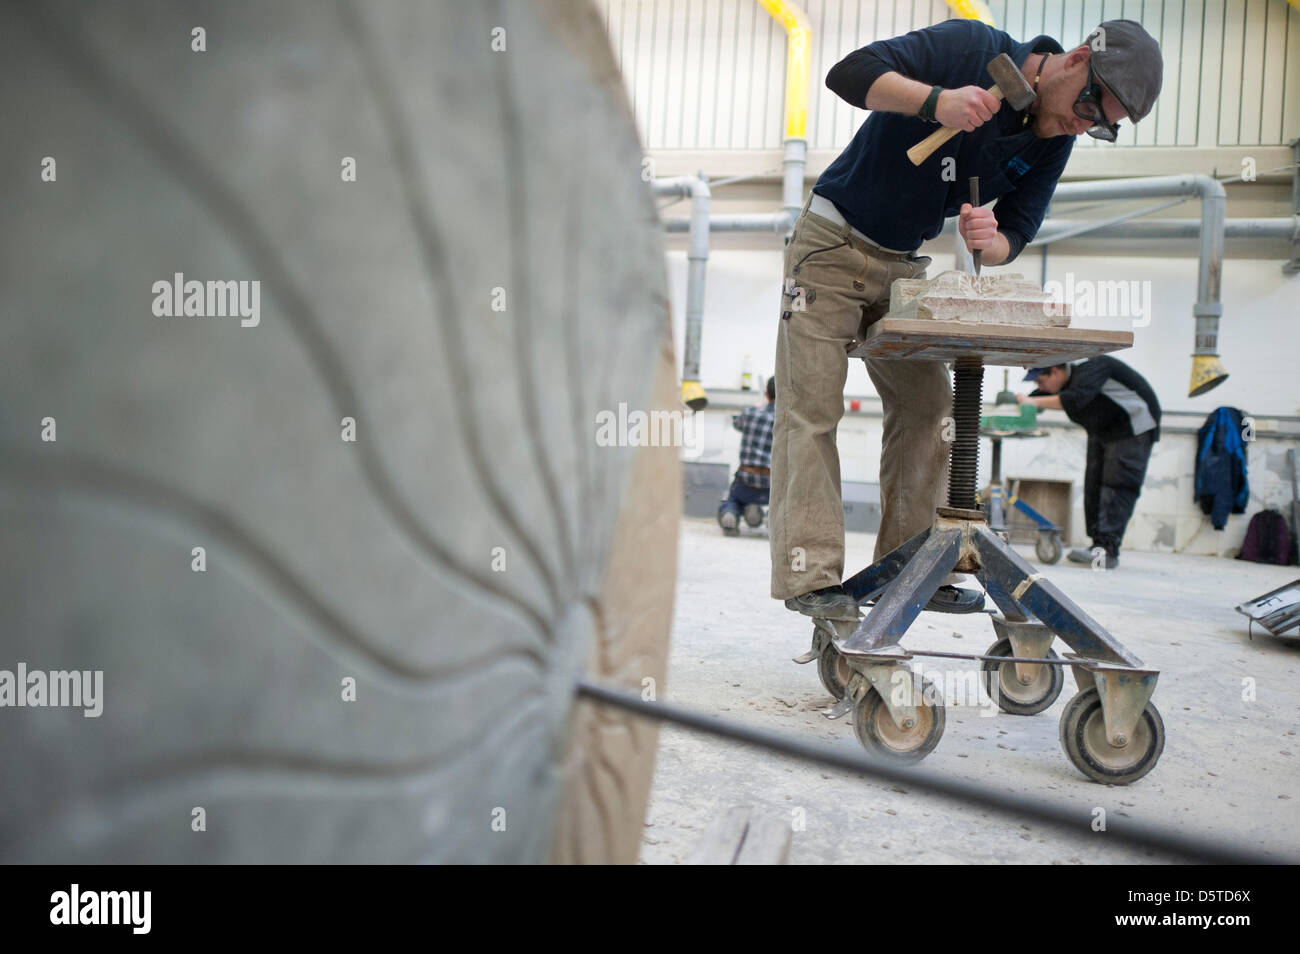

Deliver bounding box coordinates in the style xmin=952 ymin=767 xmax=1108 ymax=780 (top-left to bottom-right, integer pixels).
xmin=887 ymin=271 xmax=1071 ymax=327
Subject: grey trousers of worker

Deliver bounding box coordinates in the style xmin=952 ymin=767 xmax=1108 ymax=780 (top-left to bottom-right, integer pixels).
xmin=1084 ymin=430 xmax=1156 ymax=556
xmin=770 ymin=198 xmax=951 ymax=600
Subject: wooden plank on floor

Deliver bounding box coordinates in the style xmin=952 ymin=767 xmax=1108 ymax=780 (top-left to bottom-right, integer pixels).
xmin=685 ymin=805 xmax=792 ymax=864
xmin=733 ymin=814 xmax=793 ymax=865
xmin=685 ymin=805 xmax=752 ymax=864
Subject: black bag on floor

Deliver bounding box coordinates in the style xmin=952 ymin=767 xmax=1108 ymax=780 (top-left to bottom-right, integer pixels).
xmin=1237 ymin=509 xmax=1295 ymax=565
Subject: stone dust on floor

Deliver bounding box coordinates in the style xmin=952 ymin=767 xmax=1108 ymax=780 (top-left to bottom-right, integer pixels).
xmin=639 ymin=516 xmax=1300 ymax=864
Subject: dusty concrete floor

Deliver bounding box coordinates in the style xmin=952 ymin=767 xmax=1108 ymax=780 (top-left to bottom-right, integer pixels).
xmin=639 ymin=516 xmax=1300 ymax=864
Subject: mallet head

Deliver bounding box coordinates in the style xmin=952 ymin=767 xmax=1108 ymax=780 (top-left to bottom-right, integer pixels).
xmin=987 ymin=53 xmax=1035 ymax=111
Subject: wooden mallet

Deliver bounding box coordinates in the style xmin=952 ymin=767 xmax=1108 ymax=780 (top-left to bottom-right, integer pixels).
xmin=906 ymin=53 xmax=1036 ymax=166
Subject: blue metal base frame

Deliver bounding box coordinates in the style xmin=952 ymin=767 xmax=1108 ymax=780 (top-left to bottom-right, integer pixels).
xmin=838 ymin=511 xmax=1142 ymax=667
xmin=811 ymin=508 xmax=1164 ymax=783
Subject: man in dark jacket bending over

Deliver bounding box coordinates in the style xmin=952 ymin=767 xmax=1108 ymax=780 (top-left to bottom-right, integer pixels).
xmin=770 ymin=18 xmax=1163 ymax=620
xmin=1019 ymin=357 xmax=1162 ymax=569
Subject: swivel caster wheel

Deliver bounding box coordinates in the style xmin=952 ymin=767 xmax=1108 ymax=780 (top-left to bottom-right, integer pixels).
xmin=1035 ymin=531 xmax=1062 ymax=564
xmin=853 ymin=678 xmax=945 ymax=764
xmin=818 ymin=640 xmax=851 ymax=700
xmin=1058 ymin=687 xmax=1165 ymax=785
xmin=981 ymin=637 xmax=1064 ymax=715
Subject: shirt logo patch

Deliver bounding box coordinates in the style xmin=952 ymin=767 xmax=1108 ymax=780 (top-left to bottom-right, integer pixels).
xmin=1007 ymin=157 xmax=1030 ymax=176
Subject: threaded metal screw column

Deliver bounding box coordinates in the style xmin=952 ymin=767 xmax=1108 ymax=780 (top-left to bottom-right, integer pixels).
xmin=947 ymin=356 xmax=984 ymax=510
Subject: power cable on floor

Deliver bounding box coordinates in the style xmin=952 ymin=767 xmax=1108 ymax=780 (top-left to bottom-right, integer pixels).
xmin=576 ymin=677 xmax=1284 ymax=865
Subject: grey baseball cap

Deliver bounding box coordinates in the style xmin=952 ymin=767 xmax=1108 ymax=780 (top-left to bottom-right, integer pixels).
xmin=1084 ymin=19 xmax=1163 ymax=124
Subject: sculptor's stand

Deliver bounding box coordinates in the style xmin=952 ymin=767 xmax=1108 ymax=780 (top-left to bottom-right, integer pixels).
xmin=793 ymin=315 xmax=1166 ymax=784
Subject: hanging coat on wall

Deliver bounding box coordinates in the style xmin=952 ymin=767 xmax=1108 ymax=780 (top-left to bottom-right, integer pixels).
xmin=1194 ymin=406 xmax=1249 ymax=530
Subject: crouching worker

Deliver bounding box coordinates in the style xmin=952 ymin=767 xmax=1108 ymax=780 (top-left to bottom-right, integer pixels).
xmin=719 ymin=376 xmax=775 ymax=536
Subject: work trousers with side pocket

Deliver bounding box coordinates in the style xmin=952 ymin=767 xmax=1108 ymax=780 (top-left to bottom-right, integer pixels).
xmin=770 ymin=198 xmax=951 ymax=600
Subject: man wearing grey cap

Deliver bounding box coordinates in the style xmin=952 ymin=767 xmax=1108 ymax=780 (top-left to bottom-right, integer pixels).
xmin=772 ymin=18 xmax=1163 ymax=620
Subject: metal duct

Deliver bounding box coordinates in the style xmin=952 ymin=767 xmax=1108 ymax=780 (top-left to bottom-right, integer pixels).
xmin=1048 ymin=175 xmax=1229 ymax=397
xmin=653 ymin=176 xmax=711 ymax=410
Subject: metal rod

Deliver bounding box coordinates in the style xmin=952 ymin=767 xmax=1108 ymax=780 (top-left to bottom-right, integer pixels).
xmin=1031 ymin=197 xmax=1191 ymax=245
xmin=903 ymin=650 xmax=1082 ymax=666
xmin=575 ymin=677 xmax=1283 ymax=865
xmin=705 ymin=168 xmax=782 ymax=189
xmin=661 ymin=211 xmax=796 ymax=232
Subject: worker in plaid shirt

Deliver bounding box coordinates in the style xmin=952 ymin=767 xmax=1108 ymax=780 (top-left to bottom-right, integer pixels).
xmin=719 ymin=376 xmax=776 ymax=536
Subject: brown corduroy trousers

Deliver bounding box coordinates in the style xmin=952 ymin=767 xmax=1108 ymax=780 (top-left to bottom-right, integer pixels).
xmin=770 ymin=196 xmax=952 ymax=600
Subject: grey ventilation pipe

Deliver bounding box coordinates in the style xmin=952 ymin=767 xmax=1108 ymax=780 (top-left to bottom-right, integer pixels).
xmin=655 ymin=117 xmax=806 ymax=411
xmin=652 ymin=176 xmax=712 ymax=410
xmin=1034 ymin=217 xmax=1295 ymax=241
xmin=660 ymin=138 xmax=806 ymax=234
xmin=938 ymin=215 xmax=1295 ymax=241
xmin=1042 ymin=174 xmax=1228 ymax=396
xmin=1286 ymin=136 xmax=1300 ymax=275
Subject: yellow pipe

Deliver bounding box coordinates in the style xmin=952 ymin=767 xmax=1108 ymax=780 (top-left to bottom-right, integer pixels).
xmin=756 ymin=0 xmax=994 ymax=143
xmin=757 ymin=0 xmax=812 ymax=140
xmin=944 ymin=0 xmax=996 ymax=26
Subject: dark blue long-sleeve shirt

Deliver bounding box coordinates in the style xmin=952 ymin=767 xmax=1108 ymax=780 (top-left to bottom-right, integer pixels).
xmin=815 ymin=19 xmax=1073 ymax=262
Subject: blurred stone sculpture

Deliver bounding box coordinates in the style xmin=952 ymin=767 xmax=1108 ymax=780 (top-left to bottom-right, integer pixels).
xmin=0 ymin=0 xmax=677 ymax=863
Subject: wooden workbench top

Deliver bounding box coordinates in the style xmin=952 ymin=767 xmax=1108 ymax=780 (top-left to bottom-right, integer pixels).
xmin=849 ymin=318 xmax=1133 ymax=366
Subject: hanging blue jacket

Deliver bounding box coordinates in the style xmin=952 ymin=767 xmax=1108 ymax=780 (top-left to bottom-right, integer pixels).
xmin=1194 ymin=407 xmax=1249 ymax=530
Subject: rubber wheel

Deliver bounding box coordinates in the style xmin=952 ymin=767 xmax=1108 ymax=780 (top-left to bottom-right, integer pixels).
xmin=852 ymin=677 xmax=946 ymax=764
xmin=1035 ymin=532 xmax=1063 ymax=564
xmin=981 ymin=637 xmax=1064 ymax=715
xmin=1059 ymin=688 xmax=1165 ymax=785
xmin=817 ymin=640 xmax=851 ymax=700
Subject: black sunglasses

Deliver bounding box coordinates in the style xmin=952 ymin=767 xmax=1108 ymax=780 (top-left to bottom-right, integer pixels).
xmin=1073 ymin=64 xmax=1121 ymax=141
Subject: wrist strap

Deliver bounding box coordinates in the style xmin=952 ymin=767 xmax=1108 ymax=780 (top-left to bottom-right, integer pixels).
xmin=919 ymin=85 xmax=943 ymax=123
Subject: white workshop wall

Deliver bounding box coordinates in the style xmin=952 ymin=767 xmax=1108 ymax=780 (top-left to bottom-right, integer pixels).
xmin=601 ymin=0 xmax=1300 ymax=152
